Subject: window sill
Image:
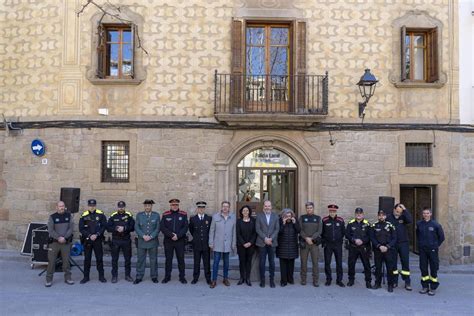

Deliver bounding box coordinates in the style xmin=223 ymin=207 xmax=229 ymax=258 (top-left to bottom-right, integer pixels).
xmin=215 ymin=113 xmax=327 ymax=126
xmin=88 ymin=78 xmax=143 ymax=86
xmin=393 ymin=81 xmax=444 ymax=89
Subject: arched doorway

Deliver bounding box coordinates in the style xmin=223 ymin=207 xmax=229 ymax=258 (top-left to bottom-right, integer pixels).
xmin=237 ymin=148 xmax=297 ymax=215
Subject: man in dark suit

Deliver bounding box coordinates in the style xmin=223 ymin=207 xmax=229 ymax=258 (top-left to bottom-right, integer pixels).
xmin=255 ymin=200 xmax=280 ymax=288
xmin=189 ymin=201 xmax=212 ymax=285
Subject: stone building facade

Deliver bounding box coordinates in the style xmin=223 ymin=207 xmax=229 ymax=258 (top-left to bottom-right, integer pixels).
xmin=1 ymin=0 xmax=472 ymax=264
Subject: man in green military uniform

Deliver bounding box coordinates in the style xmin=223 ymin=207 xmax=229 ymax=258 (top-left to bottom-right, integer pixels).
xmin=134 ymin=199 xmax=160 ymax=284
xmin=298 ymin=201 xmax=322 ymax=287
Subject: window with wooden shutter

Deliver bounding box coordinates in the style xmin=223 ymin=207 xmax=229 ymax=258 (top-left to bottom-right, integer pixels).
xmin=401 ymin=27 xmax=439 ymax=82
xmin=296 ymin=21 xmax=306 ymax=112
xmin=231 ymin=19 xmax=244 ymax=112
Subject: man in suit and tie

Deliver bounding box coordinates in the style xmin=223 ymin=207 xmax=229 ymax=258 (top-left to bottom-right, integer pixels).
xmin=189 ymin=201 xmax=212 ymax=285
xmin=256 ymin=200 xmax=280 ymax=288
xmin=134 ymin=199 xmax=160 ymax=284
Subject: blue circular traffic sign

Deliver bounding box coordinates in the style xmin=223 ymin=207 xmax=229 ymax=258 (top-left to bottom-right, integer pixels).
xmin=31 ymin=139 xmax=46 ymax=156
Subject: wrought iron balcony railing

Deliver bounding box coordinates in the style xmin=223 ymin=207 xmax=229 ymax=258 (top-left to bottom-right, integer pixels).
xmin=214 ymin=71 xmax=328 ymax=115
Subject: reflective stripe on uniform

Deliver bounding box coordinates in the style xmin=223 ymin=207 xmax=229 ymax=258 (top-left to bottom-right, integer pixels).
xmin=401 ymin=270 xmax=410 ymax=276
xmin=421 ymin=275 xmax=430 ymax=281
xmin=393 ymin=270 xmax=399 ymax=275
xmin=430 ymin=276 xmax=438 ymax=283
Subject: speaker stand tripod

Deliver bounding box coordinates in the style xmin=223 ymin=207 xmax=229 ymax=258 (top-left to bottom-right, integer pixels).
xmin=38 ymin=256 xmax=83 ymax=277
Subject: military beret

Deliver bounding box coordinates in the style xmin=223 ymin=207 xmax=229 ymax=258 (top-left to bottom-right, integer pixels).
xmin=117 ymin=201 xmax=126 ymax=208
xmin=354 ymin=207 xmax=364 ymax=213
xmin=196 ymin=201 xmax=207 ymax=207
xmin=87 ymin=199 xmax=97 ymax=206
xmin=169 ymin=198 xmax=180 ymax=204
xmin=143 ymin=199 xmax=155 ymax=205
xmin=328 ymin=204 xmax=339 ymax=210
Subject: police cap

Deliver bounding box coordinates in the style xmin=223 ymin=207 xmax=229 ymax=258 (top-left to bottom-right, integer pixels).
xmin=328 ymin=204 xmax=339 ymax=210
xmin=354 ymin=207 xmax=364 ymax=213
xmin=196 ymin=201 xmax=207 ymax=208
xmin=117 ymin=201 xmax=126 ymax=208
xmin=87 ymin=199 xmax=97 ymax=206
xmin=143 ymin=199 xmax=155 ymax=205
xmin=169 ymin=198 xmax=180 ymax=204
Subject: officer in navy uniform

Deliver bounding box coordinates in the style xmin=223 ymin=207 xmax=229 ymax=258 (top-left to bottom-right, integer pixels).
xmin=160 ymin=198 xmax=189 ymax=284
xmin=79 ymin=199 xmax=107 ymax=284
xmin=370 ymin=209 xmax=397 ymax=292
xmin=321 ymin=204 xmax=345 ymax=287
xmin=345 ymin=207 xmax=372 ymax=288
xmin=189 ymin=201 xmax=212 ymax=284
xmin=107 ymin=201 xmax=135 ymax=283
xmin=416 ymin=207 xmax=445 ymax=296
xmin=386 ymin=203 xmax=413 ymax=290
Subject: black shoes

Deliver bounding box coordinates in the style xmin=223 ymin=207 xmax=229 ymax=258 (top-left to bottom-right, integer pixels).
xmin=191 ymin=279 xmax=198 ymax=284
xmin=313 ymin=281 xmax=319 ymax=287
xmin=80 ymin=277 xmax=89 ymax=284
xmin=99 ymin=276 xmax=107 ymax=283
xmin=280 ymin=281 xmax=287 ymax=287
xmin=336 ymin=281 xmax=345 ymax=288
xmin=347 ymin=280 xmax=354 ymax=287
xmin=419 ymin=288 xmax=429 ymax=294
xmin=405 ymin=282 xmax=412 ymax=291
xmin=237 ymin=278 xmax=244 ymax=285
xmin=125 ymin=276 xmax=133 ymax=282
xmin=206 ymin=279 xmax=212 ymax=285
xmin=161 ymin=277 xmax=170 ymax=284
xmin=246 ymin=279 xmax=252 ymax=286
xmin=325 ymin=280 xmax=331 ymax=286
xmin=259 ymin=280 xmax=265 ymax=288
xmin=366 ymin=282 xmax=372 ymax=289
xmin=134 ymin=278 xmax=142 ymax=284
xmin=180 ymin=278 xmax=187 ymax=284
xmin=388 ymin=285 xmax=394 ymax=293
xmin=373 ymin=283 xmax=381 ymax=289
xmin=111 ymin=276 xmax=118 ymax=283
xmin=152 ymin=278 xmax=159 ymax=284
xmin=428 ymin=290 xmax=436 ymax=296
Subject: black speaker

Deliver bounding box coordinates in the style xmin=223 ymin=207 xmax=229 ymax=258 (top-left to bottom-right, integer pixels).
xmin=379 ymin=196 xmax=395 ymax=214
xmin=60 ymin=187 xmax=80 ymax=213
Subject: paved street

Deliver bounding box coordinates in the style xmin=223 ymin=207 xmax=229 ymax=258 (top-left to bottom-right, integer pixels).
xmin=1 ymin=250 xmax=473 ymax=316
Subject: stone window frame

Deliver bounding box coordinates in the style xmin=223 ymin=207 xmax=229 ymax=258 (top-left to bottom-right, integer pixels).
xmin=101 ymin=140 xmax=130 ymax=183
xmin=405 ymin=143 xmax=433 ymax=167
xmin=86 ymin=6 xmax=146 ymax=85
xmin=390 ymin=10 xmax=447 ymax=89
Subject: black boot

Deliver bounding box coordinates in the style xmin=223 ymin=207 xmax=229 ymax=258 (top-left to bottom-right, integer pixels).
xmin=237 ymin=278 xmax=244 ymax=285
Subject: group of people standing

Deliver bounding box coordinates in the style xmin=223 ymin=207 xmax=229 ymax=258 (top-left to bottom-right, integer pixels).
xmin=44 ymin=198 xmax=445 ymax=296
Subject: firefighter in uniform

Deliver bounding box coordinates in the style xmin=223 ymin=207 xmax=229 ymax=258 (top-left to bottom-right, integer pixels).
xmin=370 ymin=209 xmax=397 ymax=292
xmin=160 ymin=198 xmax=189 ymax=284
xmin=345 ymin=207 xmax=372 ymax=288
xmin=386 ymin=203 xmax=413 ymax=290
xmin=416 ymin=207 xmax=445 ymax=296
xmin=298 ymin=201 xmax=322 ymax=287
xmin=79 ymin=199 xmax=107 ymax=284
xmin=189 ymin=201 xmax=212 ymax=285
xmin=107 ymin=201 xmax=135 ymax=283
xmin=321 ymin=204 xmax=345 ymax=287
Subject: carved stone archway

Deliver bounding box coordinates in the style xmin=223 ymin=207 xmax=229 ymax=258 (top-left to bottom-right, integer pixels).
xmin=214 ymin=131 xmax=324 ymax=214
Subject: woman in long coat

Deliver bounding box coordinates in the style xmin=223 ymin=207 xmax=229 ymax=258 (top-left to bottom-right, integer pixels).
xmin=276 ymin=208 xmax=301 ymax=286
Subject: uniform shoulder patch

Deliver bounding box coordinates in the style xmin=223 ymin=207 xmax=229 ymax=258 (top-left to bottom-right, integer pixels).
xmin=81 ymin=211 xmax=89 ymax=217
xmin=322 ymin=216 xmax=330 ymax=221
xmin=125 ymin=211 xmax=133 ymax=217
xmin=336 ymin=216 xmax=344 ymax=222
xmin=110 ymin=211 xmax=118 ymax=217
xmin=96 ymin=210 xmax=104 ymax=214
xmin=162 ymin=211 xmax=172 ymax=216
xmin=178 ymin=210 xmax=187 ymax=215
xmin=349 ymin=219 xmax=355 ymax=224
xmin=363 ymin=219 xmax=369 ymax=224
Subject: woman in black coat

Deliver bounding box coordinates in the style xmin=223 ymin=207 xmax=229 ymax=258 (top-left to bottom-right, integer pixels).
xmin=236 ymin=205 xmax=257 ymax=286
xmin=277 ymin=208 xmax=301 ymax=286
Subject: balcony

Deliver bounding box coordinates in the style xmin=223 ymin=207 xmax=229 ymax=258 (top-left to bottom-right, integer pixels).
xmin=214 ymin=71 xmax=328 ymax=126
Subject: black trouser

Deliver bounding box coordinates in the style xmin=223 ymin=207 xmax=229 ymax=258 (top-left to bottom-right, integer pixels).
xmin=259 ymin=246 xmax=276 ymax=281
xmin=111 ymin=239 xmax=132 ymax=277
xmin=392 ymin=242 xmax=411 ymax=283
xmin=374 ymin=248 xmax=395 ymax=286
xmin=193 ymin=248 xmax=211 ymax=281
xmin=419 ymin=246 xmax=440 ymax=290
xmin=347 ymin=245 xmax=372 ymax=282
xmin=83 ymin=238 xmax=104 ymax=278
xmin=237 ymin=245 xmax=255 ymax=280
xmin=279 ymin=258 xmax=295 ymax=284
xmin=164 ymin=238 xmax=185 ymax=279
xmin=324 ymin=242 xmax=343 ymax=282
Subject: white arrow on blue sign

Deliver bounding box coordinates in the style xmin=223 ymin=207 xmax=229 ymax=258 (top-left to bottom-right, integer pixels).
xmin=31 ymin=139 xmax=46 ymax=156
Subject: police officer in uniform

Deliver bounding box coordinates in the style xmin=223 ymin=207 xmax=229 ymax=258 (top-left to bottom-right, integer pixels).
xmin=298 ymin=201 xmax=322 ymax=287
xmin=321 ymin=204 xmax=345 ymax=287
xmin=189 ymin=201 xmax=212 ymax=285
xmin=160 ymin=198 xmax=189 ymax=284
xmin=79 ymin=199 xmax=107 ymax=284
xmin=370 ymin=209 xmax=397 ymax=292
xmin=386 ymin=203 xmax=413 ymax=290
xmin=107 ymin=201 xmax=135 ymax=283
xmin=134 ymin=199 xmax=160 ymax=284
xmin=416 ymin=207 xmax=445 ymax=296
xmin=345 ymin=207 xmax=372 ymax=288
